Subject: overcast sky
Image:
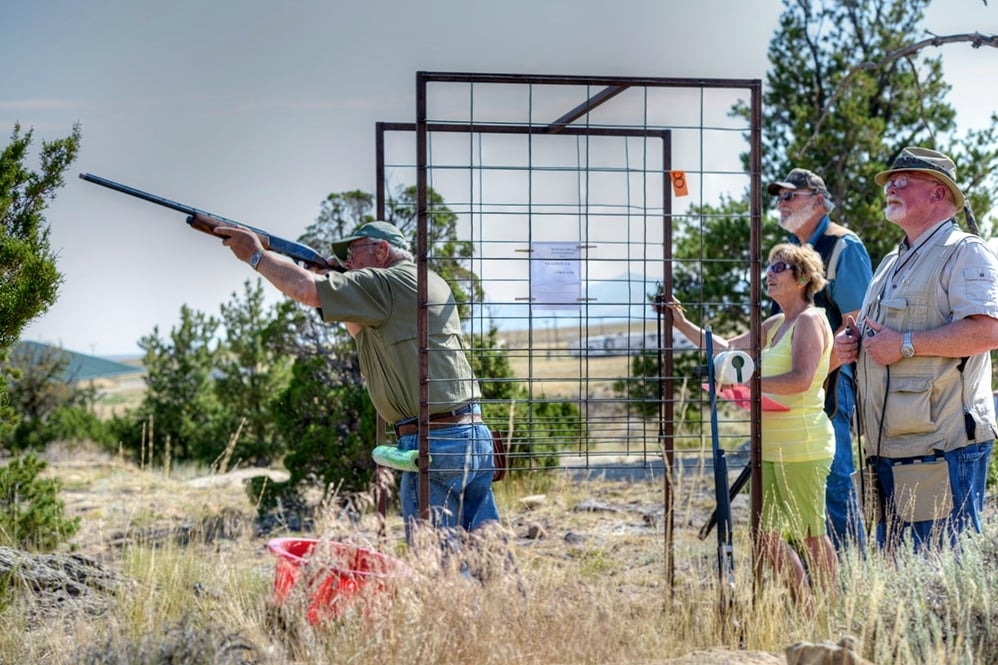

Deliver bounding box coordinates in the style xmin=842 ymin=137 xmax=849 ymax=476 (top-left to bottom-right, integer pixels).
xmin=6 ymin=0 xmax=996 ymax=357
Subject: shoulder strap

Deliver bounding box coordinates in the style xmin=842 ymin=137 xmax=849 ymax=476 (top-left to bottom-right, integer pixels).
xmin=814 ymin=222 xmax=853 ymax=281
xmin=808 ymin=223 xmax=855 ymax=330
xmin=825 ymin=236 xmax=848 ymax=282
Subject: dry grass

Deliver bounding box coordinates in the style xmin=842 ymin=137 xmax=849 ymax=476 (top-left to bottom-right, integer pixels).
xmin=8 ymin=350 xmax=996 ymax=663
xmin=5 ymin=441 xmax=763 ymax=664
xmin=6 ymin=440 xmax=998 ymax=664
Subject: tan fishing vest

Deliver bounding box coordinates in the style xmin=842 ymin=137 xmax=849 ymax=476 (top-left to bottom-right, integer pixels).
xmin=857 ymin=227 xmax=997 ymax=459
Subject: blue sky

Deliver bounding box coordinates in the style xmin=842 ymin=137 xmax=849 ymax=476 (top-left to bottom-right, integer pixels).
xmin=5 ymin=0 xmax=996 ymax=356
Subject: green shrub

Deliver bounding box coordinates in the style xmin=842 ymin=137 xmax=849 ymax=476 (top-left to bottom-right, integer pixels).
xmin=471 ymin=327 xmax=583 ymax=473
xmin=0 ymin=453 xmax=79 ymax=551
xmin=252 ymin=354 xmax=378 ymax=520
xmin=2 ymin=341 xmax=109 ymax=453
xmin=613 ymin=349 xmax=706 ymax=430
xmin=8 ymin=404 xmax=112 ymax=451
xmin=613 ymin=351 xmax=666 ymax=419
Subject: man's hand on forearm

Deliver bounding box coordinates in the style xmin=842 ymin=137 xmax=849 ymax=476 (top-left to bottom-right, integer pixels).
xmin=214 ymin=224 xmax=321 ymax=308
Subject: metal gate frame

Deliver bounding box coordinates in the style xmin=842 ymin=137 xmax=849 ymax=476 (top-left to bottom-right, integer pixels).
xmin=377 ymin=71 xmax=763 ymax=588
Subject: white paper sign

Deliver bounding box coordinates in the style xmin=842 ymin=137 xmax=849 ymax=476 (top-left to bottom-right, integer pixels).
xmin=531 ymin=242 xmax=582 ymax=311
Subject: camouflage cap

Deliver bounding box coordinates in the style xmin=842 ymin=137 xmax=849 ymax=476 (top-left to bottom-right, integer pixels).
xmin=330 ymin=221 xmax=409 ymax=261
xmin=874 ymin=146 xmax=964 ymax=207
xmin=767 ymin=168 xmax=830 ymax=197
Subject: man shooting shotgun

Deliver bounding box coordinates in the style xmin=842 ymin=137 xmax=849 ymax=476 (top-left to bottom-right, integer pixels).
xmin=78 ymin=173 xmax=343 ymax=273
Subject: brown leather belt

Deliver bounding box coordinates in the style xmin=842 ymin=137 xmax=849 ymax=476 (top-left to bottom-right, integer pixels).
xmin=394 ymin=411 xmax=483 ymax=437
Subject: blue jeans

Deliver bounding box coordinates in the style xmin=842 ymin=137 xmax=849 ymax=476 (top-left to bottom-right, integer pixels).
xmin=826 ymin=372 xmax=866 ymax=551
xmin=873 ymin=441 xmax=992 ymax=551
xmin=397 ymin=421 xmax=500 ymax=544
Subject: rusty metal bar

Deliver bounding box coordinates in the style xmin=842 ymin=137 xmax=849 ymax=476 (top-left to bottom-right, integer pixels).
xmin=378 ymin=120 xmax=667 ymax=140
xmin=661 ymin=131 xmax=675 ymax=592
xmin=373 ymin=122 xmax=389 ymax=542
xmin=415 ymin=72 xmax=431 ymax=523
xmin=749 ymin=79 xmax=764 ymax=593
xmin=419 ymin=70 xmax=764 ymax=91
xmin=546 ymin=85 xmax=629 ymax=133
xmin=375 ymin=122 xmax=387 ymax=221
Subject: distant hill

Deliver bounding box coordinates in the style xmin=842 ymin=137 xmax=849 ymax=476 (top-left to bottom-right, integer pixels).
xmin=13 ymin=341 xmax=145 ymax=383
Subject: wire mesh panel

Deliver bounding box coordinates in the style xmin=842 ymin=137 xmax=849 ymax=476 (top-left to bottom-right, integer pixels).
xmin=378 ymin=72 xmax=763 ymax=585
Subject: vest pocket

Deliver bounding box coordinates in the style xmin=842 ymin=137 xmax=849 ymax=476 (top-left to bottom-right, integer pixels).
xmin=889 ymin=457 xmax=953 ymax=523
xmin=885 ymin=377 xmax=936 ymax=436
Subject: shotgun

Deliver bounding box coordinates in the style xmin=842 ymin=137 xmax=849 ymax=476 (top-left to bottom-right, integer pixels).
xmin=79 ymin=173 xmax=343 ymax=273
xmin=698 ymin=463 xmax=750 ymax=540
xmin=705 ymin=327 xmax=736 ymax=610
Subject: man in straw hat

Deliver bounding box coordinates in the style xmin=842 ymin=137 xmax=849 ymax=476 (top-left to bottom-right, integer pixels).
xmin=769 ymin=168 xmax=873 ymax=553
xmin=834 ymin=147 xmax=998 ymax=550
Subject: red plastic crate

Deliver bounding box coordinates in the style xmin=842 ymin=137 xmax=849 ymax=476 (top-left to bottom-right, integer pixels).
xmin=266 ymin=537 xmax=410 ymax=624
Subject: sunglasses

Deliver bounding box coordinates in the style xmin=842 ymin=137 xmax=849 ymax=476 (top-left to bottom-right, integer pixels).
xmin=882 ymin=173 xmax=941 ymax=194
xmin=774 ymin=191 xmax=817 ymax=202
xmin=767 ymin=261 xmax=793 ymax=274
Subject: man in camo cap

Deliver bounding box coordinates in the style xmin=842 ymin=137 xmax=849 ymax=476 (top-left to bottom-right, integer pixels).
xmin=769 ymin=167 xmax=873 ymax=553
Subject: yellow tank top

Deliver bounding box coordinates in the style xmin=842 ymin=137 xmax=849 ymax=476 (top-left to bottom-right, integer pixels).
xmin=760 ymin=311 xmax=835 ymax=462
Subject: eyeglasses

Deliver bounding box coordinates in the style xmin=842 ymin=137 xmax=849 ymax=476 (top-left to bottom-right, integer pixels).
xmin=882 ymin=173 xmax=941 ymax=194
xmin=774 ymin=191 xmax=816 ymax=202
xmin=346 ymin=240 xmax=381 ymax=261
xmin=767 ymin=261 xmax=793 ymax=274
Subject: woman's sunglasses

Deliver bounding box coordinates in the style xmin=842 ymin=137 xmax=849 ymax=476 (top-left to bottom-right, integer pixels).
xmin=767 ymin=261 xmax=793 ymax=274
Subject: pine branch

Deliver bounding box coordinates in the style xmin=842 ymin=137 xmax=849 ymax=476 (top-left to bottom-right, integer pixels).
xmin=796 ymin=32 xmax=998 ymax=158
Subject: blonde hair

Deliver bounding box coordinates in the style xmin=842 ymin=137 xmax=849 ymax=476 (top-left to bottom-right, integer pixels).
xmin=768 ymin=243 xmax=827 ymax=302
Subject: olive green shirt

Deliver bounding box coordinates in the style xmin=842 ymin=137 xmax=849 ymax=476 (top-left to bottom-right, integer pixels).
xmin=316 ymin=259 xmax=481 ymax=424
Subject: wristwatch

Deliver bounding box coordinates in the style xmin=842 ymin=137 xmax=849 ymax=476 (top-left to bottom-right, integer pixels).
xmin=900 ymin=331 xmax=915 ymax=359
xmin=248 ymin=250 xmax=265 ymax=271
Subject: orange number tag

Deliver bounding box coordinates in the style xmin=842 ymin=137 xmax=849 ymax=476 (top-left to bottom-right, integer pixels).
xmin=670 ymin=171 xmax=688 ymax=197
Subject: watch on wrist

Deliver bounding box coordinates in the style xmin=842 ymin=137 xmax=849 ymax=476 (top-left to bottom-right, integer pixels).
xmin=248 ymin=250 xmax=264 ymax=271
xmin=901 ymin=331 xmax=915 ymax=359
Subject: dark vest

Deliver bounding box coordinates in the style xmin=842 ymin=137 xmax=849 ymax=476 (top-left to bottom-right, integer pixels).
xmin=810 ymin=222 xmax=853 ymax=333
xmin=771 ymin=221 xmax=856 ymax=417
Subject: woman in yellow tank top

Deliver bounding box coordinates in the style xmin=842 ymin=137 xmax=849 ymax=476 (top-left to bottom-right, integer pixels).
xmin=657 ymin=243 xmax=837 ymax=610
